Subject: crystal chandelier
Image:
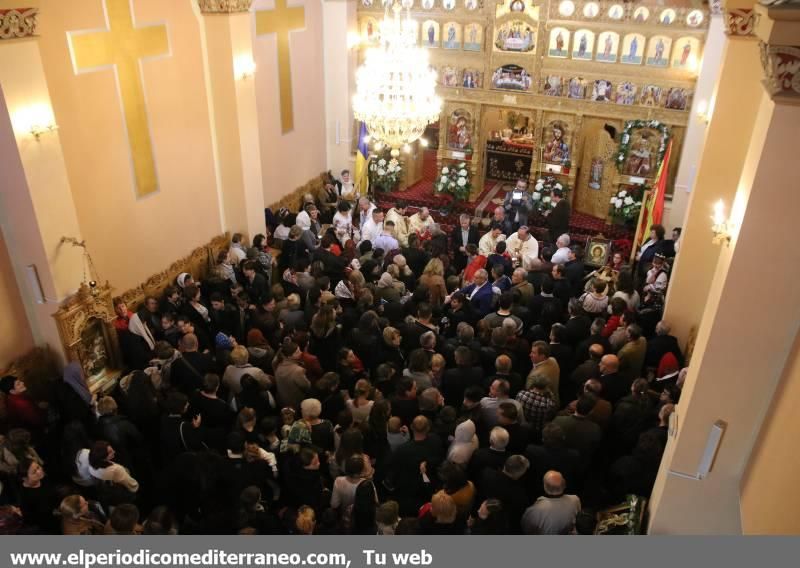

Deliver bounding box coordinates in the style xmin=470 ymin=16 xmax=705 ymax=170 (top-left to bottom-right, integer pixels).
xmin=352 ymin=0 xmax=442 ymax=158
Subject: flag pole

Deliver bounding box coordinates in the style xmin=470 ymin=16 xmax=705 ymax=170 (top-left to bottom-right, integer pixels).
xmin=630 ymin=188 xmax=651 ymax=265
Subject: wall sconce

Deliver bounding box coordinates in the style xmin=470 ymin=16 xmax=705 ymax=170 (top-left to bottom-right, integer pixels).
xmin=347 ymin=32 xmax=363 ymax=50
xmin=711 ymin=199 xmax=733 ymax=245
xmin=234 ymin=56 xmax=256 ymax=80
xmin=13 ymin=103 xmax=58 ymax=141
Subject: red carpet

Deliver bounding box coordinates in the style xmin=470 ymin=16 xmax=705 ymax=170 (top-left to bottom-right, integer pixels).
xmin=375 ymin=149 xmax=635 ymax=258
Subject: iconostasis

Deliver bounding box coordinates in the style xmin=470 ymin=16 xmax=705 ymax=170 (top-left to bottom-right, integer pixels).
xmin=357 ymin=0 xmax=708 ymax=218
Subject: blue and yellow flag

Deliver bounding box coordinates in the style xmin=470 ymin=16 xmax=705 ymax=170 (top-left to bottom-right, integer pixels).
xmin=354 ymin=122 xmax=370 ymax=197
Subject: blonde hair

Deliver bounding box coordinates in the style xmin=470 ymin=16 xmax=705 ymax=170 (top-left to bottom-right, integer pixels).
xmin=423 ymin=258 xmax=444 ymax=277
xmin=382 ymin=326 xmax=400 ymax=345
xmin=97 ymin=396 xmax=118 ymax=417
xmin=230 ymin=346 xmax=249 ymax=365
xmin=286 ymin=293 xmax=301 ymax=309
xmin=430 ymin=491 xmax=457 ymax=524
xmin=430 ymin=354 xmax=446 ymax=372
xmin=386 ymin=264 xmax=400 ymax=278
xmin=296 ymin=506 xmax=316 ymax=535
xmin=58 ymin=495 xmax=84 ymax=520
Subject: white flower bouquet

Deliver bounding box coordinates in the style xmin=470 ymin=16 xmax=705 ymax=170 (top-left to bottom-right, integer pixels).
xmin=530 ymin=176 xmax=569 ymax=213
xmin=608 ymin=186 xmax=644 ymax=221
xmin=435 ymin=161 xmax=472 ymax=201
xmin=368 ymin=150 xmax=402 ymax=192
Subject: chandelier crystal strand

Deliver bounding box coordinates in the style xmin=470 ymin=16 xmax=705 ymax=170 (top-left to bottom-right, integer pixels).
xmin=353 ymin=1 xmax=441 ymax=157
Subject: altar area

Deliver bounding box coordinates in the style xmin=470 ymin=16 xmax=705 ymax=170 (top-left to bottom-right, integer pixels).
xmin=359 ymin=0 xmax=706 ymax=243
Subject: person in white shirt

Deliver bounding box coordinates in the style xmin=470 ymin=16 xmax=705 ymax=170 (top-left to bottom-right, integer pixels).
xmin=551 ymin=233 xmax=571 ymax=265
xmin=384 ymin=201 xmax=410 ymax=247
xmin=87 ymin=441 xmax=139 ymax=493
xmin=479 ymin=222 xmax=505 ymax=256
xmin=230 ymin=233 xmax=247 ymax=264
xmin=643 ymin=253 xmax=669 ymax=294
xmin=273 ymin=208 xmax=292 ymax=242
xmin=372 ymin=220 xmax=400 ymax=252
xmin=504 ymin=225 xmax=539 ymax=270
xmin=339 ymin=169 xmax=356 ymax=202
xmin=356 ymin=197 xmax=376 ymax=235
xmin=521 ymin=470 xmax=581 ymax=535
xmin=360 ymin=208 xmax=384 ymax=245
xmin=333 ymin=201 xmax=355 ymax=245
xmin=408 ymin=207 xmax=435 ymax=238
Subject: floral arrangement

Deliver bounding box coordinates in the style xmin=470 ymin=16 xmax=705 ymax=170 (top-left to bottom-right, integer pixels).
xmin=435 ymin=162 xmax=472 ymax=201
xmin=531 ymin=176 xmax=569 ymax=213
xmin=609 ymin=185 xmax=644 ymax=221
xmin=616 ymin=120 xmax=670 ymax=172
xmin=368 ymin=150 xmax=402 ymax=192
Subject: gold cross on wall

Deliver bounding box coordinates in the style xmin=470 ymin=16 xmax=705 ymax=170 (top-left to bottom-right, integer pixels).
xmin=256 ymin=0 xmax=305 ymax=134
xmin=68 ymin=0 xmax=170 ymax=198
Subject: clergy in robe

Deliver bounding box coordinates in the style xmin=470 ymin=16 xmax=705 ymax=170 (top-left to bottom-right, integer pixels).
xmin=385 ymin=202 xmax=410 ymax=247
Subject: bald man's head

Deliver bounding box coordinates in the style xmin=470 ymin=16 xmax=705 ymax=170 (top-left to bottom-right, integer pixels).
xmin=588 ymin=343 xmax=605 ymax=360
xmin=543 ymin=470 xmax=566 ymax=496
xmin=495 ymin=354 xmax=512 ymax=373
xmin=600 ymin=354 xmax=619 ymax=374
xmin=411 ymin=415 xmax=431 ymax=437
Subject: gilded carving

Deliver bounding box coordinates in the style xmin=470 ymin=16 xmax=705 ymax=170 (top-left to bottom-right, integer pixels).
xmin=759 ymin=42 xmax=800 ymax=100
xmin=0 ymin=7 xmax=38 ymax=39
xmin=724 ymin=8 xmax=757 ymax=36
xmin=197 ymin=0 xmax=254 ymax=13
xmin=52 ymin=282 xmax=121 ymax=394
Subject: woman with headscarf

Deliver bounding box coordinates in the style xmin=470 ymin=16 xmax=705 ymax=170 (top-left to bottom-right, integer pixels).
xmin=447 ymin=419 xmax=478 ymax=466
xmin=121 ymin=312 xmax=155 ymax=370
xmin=176 ymin=272 xmax=195 ymax=290
xmin=55 ymin=362 xmax=95 ymax=427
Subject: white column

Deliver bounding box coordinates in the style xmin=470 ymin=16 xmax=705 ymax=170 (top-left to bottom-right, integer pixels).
xmin=322 ymin=0 xmax=358 ymax=175
xmin=649 ymin=4 xmax=800 ymax=534
xmin=662 ymin=15 xmax=726 ymax=232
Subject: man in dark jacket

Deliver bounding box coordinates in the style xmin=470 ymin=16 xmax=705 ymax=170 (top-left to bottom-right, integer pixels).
xmin=96 ymin=396 xmax=144 ymax=470
xmin=440 ymin=346 xmax=483 ymax=407
xmin=312 ymin=234 xmax=348 ymax=283
xmin=451 ymin=214 xmax=480 ymax=273
xmin=243 ymin=261 xmax=269 ymax=305
xmin=563 ymin=246 xmax=585 ymax=298
xmin=564 ymin=298 xmax=591 ymax=346
xmin=546 ymin=189 xmax=570 ymax=242
xmin=171 ymin=334 xmax=212 ymax=395
xmin=387 ymin=416 xmax=443 ymax=516
xmin=159 ymin=392 xmax=207 ymax=466
xmin=645 ymin=320 xmax=685 ymax=368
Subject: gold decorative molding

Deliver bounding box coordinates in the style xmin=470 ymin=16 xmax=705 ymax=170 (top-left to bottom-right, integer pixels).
xmin=0 ymin=7 xmax=38 ymax=39
xmin=758 ymin=42 xmax=800 ymax=101
xmin=266 ymin=172 xmax=329 ymax=213
xmin=52 ymin=282 xmax=122 ymax=394
xmin=197 ymin=0 xmax=253 ymax=13
xmin=118 ymin=233 xmax=231 ymax=312
xmin=755 ymin=3 xmax=800 ymax=102
xmin=724 ymin=8 xmax=758 ymax=36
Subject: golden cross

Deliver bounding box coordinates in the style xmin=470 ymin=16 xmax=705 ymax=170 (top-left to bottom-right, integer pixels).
xmin=256 ymin=0 xmax=305 ymax=134
xmin=68 ymin=0 xmax=169 ymax=198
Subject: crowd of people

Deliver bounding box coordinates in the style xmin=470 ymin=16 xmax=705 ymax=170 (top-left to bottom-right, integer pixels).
xmin=0 ymin=176 xmax=686 ymax=535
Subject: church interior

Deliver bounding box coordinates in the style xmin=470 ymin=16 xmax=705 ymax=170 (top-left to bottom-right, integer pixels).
xmin=0 ymin=0 xmax=798 ymax=535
